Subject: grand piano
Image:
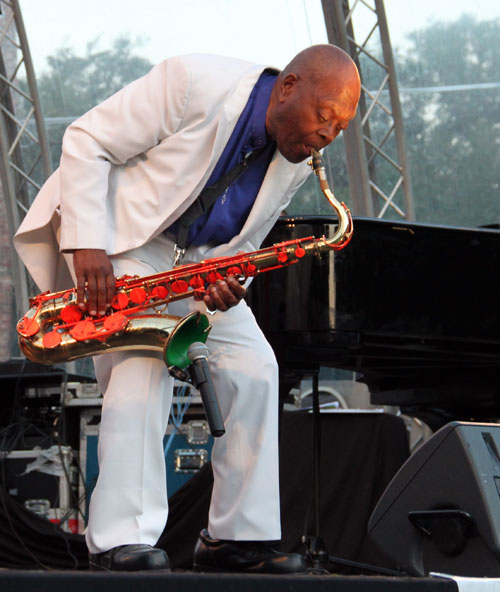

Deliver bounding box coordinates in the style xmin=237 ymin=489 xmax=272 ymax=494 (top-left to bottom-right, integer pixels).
xmin=246 ymin=216 xmax=500 ymax=430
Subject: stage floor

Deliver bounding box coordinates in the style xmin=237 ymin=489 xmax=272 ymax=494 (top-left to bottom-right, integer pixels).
xmin=0 ymin=569 xmax=459 ymax=592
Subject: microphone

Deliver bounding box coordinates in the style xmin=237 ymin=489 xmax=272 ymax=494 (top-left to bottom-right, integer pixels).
xmin=187 ymin=342 xmax=225 ymax=437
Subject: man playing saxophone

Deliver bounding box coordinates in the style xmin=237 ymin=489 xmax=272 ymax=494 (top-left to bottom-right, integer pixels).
xmin=15 ymin=44 xmax=360 ymax=573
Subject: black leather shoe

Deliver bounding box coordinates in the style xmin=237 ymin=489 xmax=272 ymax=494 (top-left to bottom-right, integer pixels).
xmin=193 ymin=529 xmax=308 ymax=574
xmin=89 ymin=544 xmax=170 ymax=572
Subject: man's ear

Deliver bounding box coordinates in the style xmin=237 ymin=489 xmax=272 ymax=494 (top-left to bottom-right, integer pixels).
xmin=279 ymin=73 xmax=298 ymax=102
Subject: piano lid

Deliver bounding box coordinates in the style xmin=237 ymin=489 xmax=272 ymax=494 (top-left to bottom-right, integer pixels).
xmin=249 ymin=215 xmax=500 ymax=343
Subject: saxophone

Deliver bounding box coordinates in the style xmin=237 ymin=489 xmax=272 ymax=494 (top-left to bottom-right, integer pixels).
xmin=17 ymin=149 xmax=353 ymax=375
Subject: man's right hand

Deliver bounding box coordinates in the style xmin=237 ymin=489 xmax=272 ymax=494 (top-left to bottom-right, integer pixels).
xmin=73 ymin=249 xmax=115 ymax=317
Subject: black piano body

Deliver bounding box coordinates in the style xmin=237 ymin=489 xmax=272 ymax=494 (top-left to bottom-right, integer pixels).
xmin=246 ymin=216 xmax=500 ymax=429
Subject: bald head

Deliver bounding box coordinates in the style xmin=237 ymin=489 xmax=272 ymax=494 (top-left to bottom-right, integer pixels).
xmin=266 ymin=44 xmax=361 ymax=163
xmin=282 ymin=44 xmax=357 ymax=82
xmin=281 ymin=44 xmax=360 ymax=107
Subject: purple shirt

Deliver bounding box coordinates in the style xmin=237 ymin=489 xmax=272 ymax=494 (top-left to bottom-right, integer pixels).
xmin=169 ymin=70 xmax=277 ymax=247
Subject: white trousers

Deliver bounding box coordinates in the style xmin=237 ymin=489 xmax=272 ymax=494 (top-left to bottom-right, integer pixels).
xmin=81 ymin=236 xmax=281 ymax=554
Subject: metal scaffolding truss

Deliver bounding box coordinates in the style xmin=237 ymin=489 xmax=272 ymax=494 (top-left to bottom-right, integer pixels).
xmin=321 ymin=0 xmax=414 ymax=220
xmin=0 ymin=0 xmax=52 ymax=314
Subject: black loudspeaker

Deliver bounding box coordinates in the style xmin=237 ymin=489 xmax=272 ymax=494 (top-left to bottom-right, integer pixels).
xmin=367 ymin=421 xmax=500 ymax=577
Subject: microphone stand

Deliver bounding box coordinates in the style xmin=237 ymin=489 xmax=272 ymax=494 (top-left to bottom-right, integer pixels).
xmin=301 ymin=371 xmax=407 ymax=577
xmin=302 ymin=371 xmax=330 ymax=574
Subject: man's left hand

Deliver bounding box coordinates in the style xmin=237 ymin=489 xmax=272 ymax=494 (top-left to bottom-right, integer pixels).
xmin=203 ymin=275 xmax=246 ymax=312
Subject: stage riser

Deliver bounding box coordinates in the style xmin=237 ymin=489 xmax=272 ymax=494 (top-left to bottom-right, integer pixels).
xmin=0 ymin=571 xmax=458 ymax=592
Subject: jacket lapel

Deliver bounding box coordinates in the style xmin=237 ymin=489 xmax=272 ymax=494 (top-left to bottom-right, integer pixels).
xmin=229 ymin=151 xmax=309 ymax=248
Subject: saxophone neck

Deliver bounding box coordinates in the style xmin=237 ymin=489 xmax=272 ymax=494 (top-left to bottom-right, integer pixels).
xmin=309 ymin=149 xmax=353 ymax=249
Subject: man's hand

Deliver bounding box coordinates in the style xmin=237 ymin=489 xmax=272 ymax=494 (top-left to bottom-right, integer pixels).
xmin=73 ymin=249 xmax=115 ymax=316
xmin=203 ymin=275 xmax=246 ymax=313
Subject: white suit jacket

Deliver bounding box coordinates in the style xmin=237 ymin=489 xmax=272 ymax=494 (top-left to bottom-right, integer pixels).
xmin=14 ymin=54 xmax=311 ymax=292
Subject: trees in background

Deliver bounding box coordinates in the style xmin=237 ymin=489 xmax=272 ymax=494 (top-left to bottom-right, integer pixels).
xmin=396 ymin=15 xmax=500 ymax=227
xmin=38 ymin=35 xmax=152 ymax=116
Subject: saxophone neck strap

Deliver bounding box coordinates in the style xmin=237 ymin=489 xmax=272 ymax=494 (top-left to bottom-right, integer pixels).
xmin=174 ymin=147 xmax=266 ymax=259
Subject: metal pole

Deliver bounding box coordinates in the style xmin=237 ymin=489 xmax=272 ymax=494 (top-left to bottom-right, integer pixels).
xmin=321 ymin=0 xmax=375 ymax=217
xmin=321 ymin=0 xmax=415 ymax=220
xmin=12 ymin=0 xmax=52 ymax=179
xmin=374 ymin=0 xmax=414 ymax=220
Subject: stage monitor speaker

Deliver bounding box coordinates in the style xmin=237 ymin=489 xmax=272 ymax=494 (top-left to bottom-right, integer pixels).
xmin=367 ymin=421 xmax=500 ymax=577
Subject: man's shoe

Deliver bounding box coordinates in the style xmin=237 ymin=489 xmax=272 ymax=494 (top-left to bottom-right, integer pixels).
xmin=89 ymin=544 xmax=170 ymax=572
xmin=193 ymin=529 xmax=309 ymax=574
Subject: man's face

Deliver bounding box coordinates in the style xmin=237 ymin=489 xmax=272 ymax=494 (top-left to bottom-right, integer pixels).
xmin=266 ymin=73 xmax=359 ymax=164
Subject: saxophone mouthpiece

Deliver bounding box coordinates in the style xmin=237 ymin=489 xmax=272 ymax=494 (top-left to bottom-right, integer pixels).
xmin=309 ymin=149 xmax=327 ymax=185
xmin=310 ymin=148 xmax=323 ymax=170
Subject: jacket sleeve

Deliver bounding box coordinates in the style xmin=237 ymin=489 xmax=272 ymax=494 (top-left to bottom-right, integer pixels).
xmin=58 ymin=56 xmax=191 ymax=251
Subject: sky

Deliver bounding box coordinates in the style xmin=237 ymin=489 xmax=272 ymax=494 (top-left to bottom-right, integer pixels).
xmin=16 ymin=0 xmax=500 ymax=77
